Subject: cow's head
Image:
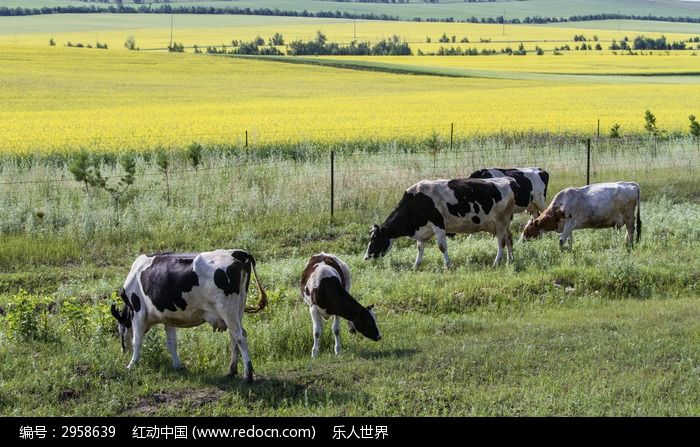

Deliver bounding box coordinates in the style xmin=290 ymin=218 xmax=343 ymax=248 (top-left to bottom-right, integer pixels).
xmin=110 ymin=288 xmax=133 ymax=353
xmin=364 ymin=225 xmax=393 ymax=260
xmin=348 ymin=304 xmax=381 ymax=341
xmin=521 ymin=207 xmax=564 ymax=241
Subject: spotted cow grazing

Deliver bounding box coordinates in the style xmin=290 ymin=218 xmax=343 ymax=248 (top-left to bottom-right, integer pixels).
xmin=522 ymin=181 xmax=641 ymax=248
xmin=469 ymin=167 xmax=549 ymax=217
xmin=365 ymin=178 xmax=516 ymax=268
xmin=110 ymin=249 xmax=267 ymax=383
xmin=301 ymin=253 xmax=380 ymax=358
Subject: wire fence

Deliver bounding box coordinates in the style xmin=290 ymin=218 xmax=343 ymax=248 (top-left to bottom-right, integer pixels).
xmin=1 ymin=129 xmax=698 ymax=224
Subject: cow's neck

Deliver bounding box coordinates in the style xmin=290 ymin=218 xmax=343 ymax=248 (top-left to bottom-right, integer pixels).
xmin=334 ymin=294 xmax=366 ymax=322
xmin=380 ymin=210 xmax=412 ymax=239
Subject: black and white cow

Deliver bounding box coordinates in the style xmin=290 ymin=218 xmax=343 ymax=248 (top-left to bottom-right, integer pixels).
xmin=365 ymin=178 xmax=516 ymax=267
xmin=110 ymin=249 xmax=267 ymax=383
xmin=301 ymin=253 xmax=380 ymax=358
xmin=469 ymin=167 xmax=549 ymax=217
xmin=521 ymin=181 xmax=641 ymax=248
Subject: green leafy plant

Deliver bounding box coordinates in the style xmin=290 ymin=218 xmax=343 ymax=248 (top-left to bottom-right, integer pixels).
xmin=610 ymin=123 xmax=621 ymax=139
xmin=61 ymin=298 xmax=88 ymax=338
xmin=4 ymin=290 xmax=54 ymax=342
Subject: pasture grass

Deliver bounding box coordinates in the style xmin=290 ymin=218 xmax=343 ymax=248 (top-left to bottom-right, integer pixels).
xmin=0 ymin=143 xmax=699 ymax=415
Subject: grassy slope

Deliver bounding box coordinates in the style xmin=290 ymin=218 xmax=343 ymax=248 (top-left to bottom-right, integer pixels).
xmin=247 ymin=55 xmax=700 ymax=82
xmin=2 ymin=0 xmax=700 ymax=20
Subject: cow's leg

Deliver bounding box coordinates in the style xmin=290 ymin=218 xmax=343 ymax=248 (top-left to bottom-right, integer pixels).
xmin=414 ymin=240 xmax=426 ymax=268
xmin=493 ymin=231 xmax=505 ymax=267
xmin=221 ymin=311 xmax=253 ymax=382
xmin=333 ymin=315 xmax=342 ymax=355
xmin=625 ymin=215 xmax=635 ymax=248
xmin=310 ymin=305 xmax=324 ymax=358
xmin=433 ymin=227 xmax=451 ymax=268
xmin=559 ymin=220 xmax=576 ymax=250
xmin=164 ymin=325 xmax=182 ymax=370
xmin=506 ymin=230 xmax=514 ymax=263
xmin=127 ymin=321 xmax=144 ymax=370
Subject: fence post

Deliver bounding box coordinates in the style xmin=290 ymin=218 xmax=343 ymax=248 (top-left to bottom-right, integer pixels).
xmin=586 ymin=138 xmax=591 ymax=185
xmin=245 ymin=130 xmax=248 ymax=148
xmin=450 ymin=122 xmax=454 ymax=151
xmin=330 ymin=150 xmax=335 ymax=222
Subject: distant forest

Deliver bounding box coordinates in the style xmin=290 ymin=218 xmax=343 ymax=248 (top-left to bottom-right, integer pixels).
xmin=2 ymin=4 xmax=700 ymax=25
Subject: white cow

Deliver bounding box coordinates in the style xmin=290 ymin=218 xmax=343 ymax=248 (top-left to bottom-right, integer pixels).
xmin=469 ymin=167 xmax=549 ymax=217
xmin=111 ymin=249 xmax=267 ymax=382
xmin=365 ymin=177 xmax=517 ymax=267
xmin=301 ymin=253 xmax=380 ymax=358
xmin=521 ymin=181 xmax=641 ymax=248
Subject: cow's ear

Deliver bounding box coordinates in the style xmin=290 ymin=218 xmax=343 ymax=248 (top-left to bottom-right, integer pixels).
xmin=119 ymin=288 xmax=133 ymax=310
xmin=110 ymin=304 xmax=122 ymax=322
xmin=367 ymin=304 xmax=375 ymax=310
xmin=370 ymin=224 xmax=379 ymax=235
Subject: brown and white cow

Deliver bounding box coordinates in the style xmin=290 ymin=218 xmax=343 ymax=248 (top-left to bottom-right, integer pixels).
xmin=365 ymin=178 xmax=517 ymax=267
xmin=301 ymin=253 xmax=380 ymax=358
xmin=110 ymin=249 xmax=267 ymax=382
xmin=521 ymin=181 xmax=641 ymax=248
xmin=468 ymin=167 xmax=549 ymax=217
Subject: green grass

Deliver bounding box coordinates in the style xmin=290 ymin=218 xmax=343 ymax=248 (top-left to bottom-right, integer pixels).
xmin=3 ymin=290 xmax=700 ymax=415
xmin=238 ymin=54 xmax=700 ymax=84
xmin=1 ymin=138 xmax=700 ymax=415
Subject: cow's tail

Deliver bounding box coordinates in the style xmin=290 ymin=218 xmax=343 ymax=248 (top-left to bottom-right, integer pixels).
xmin=636 ymin=185 xmax=642 ymax=244
xmin=245 ymin=254 xmax=268 ymax=314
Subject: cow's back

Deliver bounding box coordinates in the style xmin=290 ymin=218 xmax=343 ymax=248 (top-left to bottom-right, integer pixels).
xmin=557 ymin=182 xmax=639 ymax=227
xmin=194 ymin=249 xmax=253 ymax=298
xmin=411 ymin=178 xmax=514 ymax=233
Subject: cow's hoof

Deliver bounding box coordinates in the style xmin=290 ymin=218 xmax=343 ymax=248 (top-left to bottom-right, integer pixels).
xmin=244 ymin=374 xmax=254 ymax=384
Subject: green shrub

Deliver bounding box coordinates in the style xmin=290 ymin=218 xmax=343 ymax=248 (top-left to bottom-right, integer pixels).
xmin=3 ymin=290 xmax=54 ymax=341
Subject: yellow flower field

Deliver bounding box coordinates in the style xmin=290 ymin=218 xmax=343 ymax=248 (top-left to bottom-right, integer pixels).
xmin=1 ymin=45 xmax=698 ymax=155
xmin=1 ymin=14 xmax=697 ymax=52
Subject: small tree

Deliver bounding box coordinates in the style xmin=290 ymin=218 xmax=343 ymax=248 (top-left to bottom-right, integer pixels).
xmin=610 ymin=123 xmax=621 ymax=139
xmin=90 ymin=154 xmax=136 ymax=226
xmin=69 ymin=149 xmax=98 ymax=194
xmin=124 ymin=36 xmax=137 ymax=50
xmin=269 ymin=33 xmax=284 ymax=46
xmin=155 ymin=149 xmax=171 ymax=205
xmin=690 ymin=114 xmax=700 ymax=151
xmin=187 ymin=142 xmax=203 ymax=170
xmin=426 ymin=130 xmax=442 ymax=170
xmin=644 ymin=110 xmax=659 ymax=136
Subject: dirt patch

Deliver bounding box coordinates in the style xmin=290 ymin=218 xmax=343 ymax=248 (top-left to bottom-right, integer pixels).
xmin=127 ymin=388 xmax=224 ymax=415
xmin=58 ymin=388 xmax=80 ymax=401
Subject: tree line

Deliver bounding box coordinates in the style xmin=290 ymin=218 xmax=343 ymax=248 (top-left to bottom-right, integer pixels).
xmin=3 ymin=5 xmax=700 ymax=26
